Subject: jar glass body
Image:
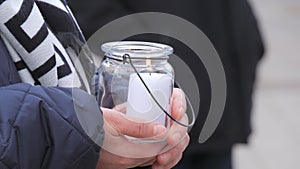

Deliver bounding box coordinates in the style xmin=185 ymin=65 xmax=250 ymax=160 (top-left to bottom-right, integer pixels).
xmin=97 ymin=41 xmax=174 ymax=141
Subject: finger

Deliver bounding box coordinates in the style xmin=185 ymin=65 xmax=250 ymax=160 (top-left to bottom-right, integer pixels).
xmin=165 ymin=153 xmax=183 ymax=169
xmin=152 ymin=153 xmax=182 ymax=169
xmin=156 ymin=135 xmax=189 ymax=165
xmin=98 ymin=149 xmax=155 ymax=169
xmin=113 ymin=102 xmax=127 ymax=113
xmin=102 ymin=108 xmax=166 ymax=138
xmin=171 ymin=88 xmax=186 ymax=120
xmin=166 ymin=113 xmax=189 ymax=147
xmin=139 ymin=158 xmax=156 ymax=167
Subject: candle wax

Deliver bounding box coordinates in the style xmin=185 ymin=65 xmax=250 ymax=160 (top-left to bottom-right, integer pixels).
xmin=126 ymin=73 xmax=172 ymax=126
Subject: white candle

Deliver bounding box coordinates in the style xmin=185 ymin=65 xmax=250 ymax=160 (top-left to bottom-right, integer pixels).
xmin=126 ymin=73 xmax=172 ymax=126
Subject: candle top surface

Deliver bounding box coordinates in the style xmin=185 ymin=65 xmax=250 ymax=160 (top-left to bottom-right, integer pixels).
xmin=101 ymin=41 xmax=173 ymax=60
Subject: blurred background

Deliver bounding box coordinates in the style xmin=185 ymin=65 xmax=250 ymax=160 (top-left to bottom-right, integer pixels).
xmin=68 ymin=0 xmax=299 ymax=168
xmin=233 ymin=0 xmax=300 ymax=168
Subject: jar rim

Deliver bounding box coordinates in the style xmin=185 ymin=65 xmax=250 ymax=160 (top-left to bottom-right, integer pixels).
xmin=101 ymin=41 xmax=173 ymax=60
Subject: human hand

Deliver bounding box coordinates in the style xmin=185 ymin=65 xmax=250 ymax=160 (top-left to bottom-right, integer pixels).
xmin=96 ymin=108 xmax=167 ymax=169
xmin=96 ymin=88 xmax=190 ymax=169
xmin=152 ymin=88 xmax=190 ymax=169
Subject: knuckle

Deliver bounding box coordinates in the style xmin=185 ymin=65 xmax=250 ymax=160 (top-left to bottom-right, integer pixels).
xmin=137 ymin=122 xmax=147 ymax=138
xmin=109 ymin=113 xmax=121 ymax=130
xmin=170 ymin=153 xmax=183 ymax=168
xmin=175 ymin=134 xmax=189 ymax=153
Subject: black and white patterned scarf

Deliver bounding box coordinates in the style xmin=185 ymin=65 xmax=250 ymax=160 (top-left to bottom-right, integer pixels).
xmin=0 ymin=0 xmax=94 ymax=93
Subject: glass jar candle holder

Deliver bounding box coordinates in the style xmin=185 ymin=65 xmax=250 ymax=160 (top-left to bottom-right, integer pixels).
xmin=97 ymin=41 xmax=174 ymax=142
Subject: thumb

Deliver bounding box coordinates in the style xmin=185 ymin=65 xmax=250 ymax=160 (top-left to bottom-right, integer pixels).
xmin=102 ymin=108 xmax=166 ymax=138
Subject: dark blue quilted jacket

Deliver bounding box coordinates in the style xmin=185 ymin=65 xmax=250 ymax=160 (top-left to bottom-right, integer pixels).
xmin=0 ymin=34 xmax=102 ymax=168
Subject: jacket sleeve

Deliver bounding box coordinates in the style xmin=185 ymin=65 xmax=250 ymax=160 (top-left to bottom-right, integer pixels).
xmin=0 ymin=83 xmax=103 ymax=169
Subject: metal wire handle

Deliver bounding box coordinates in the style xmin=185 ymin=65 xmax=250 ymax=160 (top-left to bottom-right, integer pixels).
xmin=123 ymin=54 xmax=195 ymax=128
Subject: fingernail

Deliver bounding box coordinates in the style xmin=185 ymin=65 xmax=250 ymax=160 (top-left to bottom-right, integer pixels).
xmin=154 ymin=125 xmax=165 ymax=135
xmin=172 ymin=132 xmax=181 ymax=141
xmin=179 ymin=106 xmax=185 ymax=113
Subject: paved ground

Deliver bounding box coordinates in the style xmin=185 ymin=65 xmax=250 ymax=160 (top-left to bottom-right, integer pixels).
xmin=233 ymin=0 xmax=300 ymax=169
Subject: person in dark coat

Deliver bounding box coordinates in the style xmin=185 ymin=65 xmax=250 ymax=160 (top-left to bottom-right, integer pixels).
xmin=0 ymin=0 xmax=190 ymax=169
xmin=68 ymin=0 xmax=264 ymax=168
